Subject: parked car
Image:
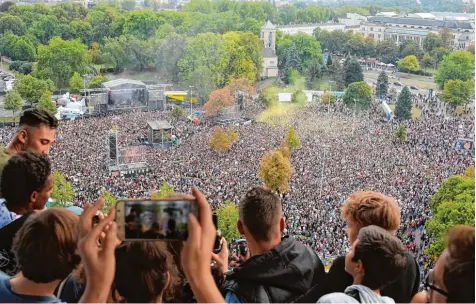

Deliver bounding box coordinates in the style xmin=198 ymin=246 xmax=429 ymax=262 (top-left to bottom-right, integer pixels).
xmin=410 ymin=85 xmax=418 ymax=90
xmin=394 ymin=81 xmax=403 ymax=86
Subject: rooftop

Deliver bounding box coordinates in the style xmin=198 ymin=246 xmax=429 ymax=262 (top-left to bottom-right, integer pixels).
xmin=385 ymin=28 xmax=430 ymax=36
xmin=102 ymin=78 xmax=146 ymax=88
xmin=276 ymin=22 xmax=344 ymax=28
xmin=367 ymin=16 xmax=474 ymax=30
xmin=147 ymin=120 xmax=173 ymax=130
xmin=261 ymin=20 xmax=276 ymax=30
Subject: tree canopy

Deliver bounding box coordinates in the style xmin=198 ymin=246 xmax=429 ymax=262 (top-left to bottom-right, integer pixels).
xmin=259 ymin=148 xmax=293 ymax=193
xmin=441 ymin=79 xmax=475 ymax=107
xmin=343 ymin=81 xmax=372 ymax=110
xmin=398 ymin=55 xmax=420 ymax=72
xmin=435 ymin=50 xmax=475 ymax=89
xmin=286 ymin=126 xmax=300 ymax=151
xmin=376 ymin=71 xmax=388 ymax=99
xmin=4 ymin=90 xmax=23 ymax=115
xmin=51 ymin=170 xmax=75 ymax=207
xmin=151 ymin=181 xmax=175 ymax=199
xmin=36 ymin=90 xmax=57 ymax=115
xmin=209 ymin=127 xmax=239 ymax=152
xmin=344 ymin=59 xmax=364 ymax=87
xmin=394 ymin=86 xmax=413 ymax=120
xmin=215 ymin=200 xmax=241 ymax=241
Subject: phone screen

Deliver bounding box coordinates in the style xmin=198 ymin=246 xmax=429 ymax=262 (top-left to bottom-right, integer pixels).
xmin=117 ymin=199 xmax=197 ymax=241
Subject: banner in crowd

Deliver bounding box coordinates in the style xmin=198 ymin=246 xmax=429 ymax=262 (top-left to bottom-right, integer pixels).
xmin=454 ymin=138 xmax=474 ymax=152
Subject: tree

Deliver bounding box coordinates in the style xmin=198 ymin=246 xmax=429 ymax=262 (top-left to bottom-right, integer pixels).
xmin=467 ymin=43 xmax=475 ymax=55
xmin=305 ymin=60 xmax=323 ymax=89
xmin=376 ymin=39 xmax=399 ymax=63
xmin=155 ymin=33 xmax=187 ymax=85
xmin=171 ymin=106 xmax=184 ymax=119
xmin=439 ymin=27 xmax=452 ymax=49
xmin=36 ymin=91 xmax=57 ymax=115
xmin=435 ymin=50 xmax=475 ymax=89
xmin=388 ymin=87 xmax=398 ymax=104
xmin=260 ymin=87 xmax=277 ymax=108
xmin=420 ymin=53 xmax=435 ymax=72
xmin=123 ymin=10 xmax=164 ymax=40
xmin=423 ymin=33 xmax=443 ymax=53
xmin=430 ymin=47 xmax=451 ymax=69
xmin=398 ymin=55 xmax=420 ymax=73
xmin=259 ymin=148 xmax=293 ymax=193
xmin=209 ymin=127 xmax=239 ymax=152
xmin=203 ymin=87 xmax=234 ymax=116
xmin=69 ymin=72 xmax=84 ymax=93
xmin=27 ymin=15 xmax=60 ymax=45
xmin=51 ymin=170 xmax=75 ymax=207
xmin=286 ymin=126 xmax=300 ymax=151
xmin=0 ymin=33 xmax=36 ymax=62
xmin=3 ymin=90 xmax=23 ymax=115
xmin=0 ymin=14 xmax=26 ymax=35
xmin=322 ymin=92 xmax=336 ymax=104
xmin=287 ymin=68 xmax=300 ymax=85
xmin=215 ymin=200 xmax=240 ymax=242
xmin=344 ymin=59 xmax=364 ymax=87
xmin=376 ymin=71 xmax=388 ymax=99
xmin=441 ymin=79 xmax=475 ymax=107
xmin=100 ymin=191 xmax=117 ymax=215
xmin=35 ymin=37 xmax=91 ymax=88
xmin=89 ymin=75 xmax=107 ymax=88
xmin=343 ymin=81 xmax=372 ymax=110
xmin=431 ymin=174 xmax=475 ymax=212
xmin=151 ymin=181 xmax=175 ymax=199
xmin=395 ymin=124 xmax=407 ymax=142
xmin=291 ymin=89 xmax=307 ymax=104
xmin=15 ymin=75 xmax=51 ymax=104
xmin=399 ymin=40 xmax=424 ymax=59
xmin=328 ymin=60 xmax=345 ymax=91
xmin=227 ymin=78 xmax=255 ymax=97
xmin=394 ymin=86 xmax=412 ymax=120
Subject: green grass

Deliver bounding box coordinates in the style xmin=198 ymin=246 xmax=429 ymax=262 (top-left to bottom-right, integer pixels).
xmin=388 ymin=105 xmax=422 ymax=120
xmin=266 ymin=76 xmax=306 ymax=96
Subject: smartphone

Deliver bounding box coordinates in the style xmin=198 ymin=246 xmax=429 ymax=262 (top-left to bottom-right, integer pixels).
xmin=115 ymin=198 xmax=198 ymax=241
xmin=212 ymin=213 xmax=222 ymax=253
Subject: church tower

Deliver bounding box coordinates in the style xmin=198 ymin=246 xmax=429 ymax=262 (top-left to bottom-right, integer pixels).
xmin=261 ymin=20 xmax=276 ymax=51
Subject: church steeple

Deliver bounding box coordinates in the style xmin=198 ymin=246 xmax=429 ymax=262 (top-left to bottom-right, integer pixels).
xmin=261 ymin=20 xmax=276 ymax=51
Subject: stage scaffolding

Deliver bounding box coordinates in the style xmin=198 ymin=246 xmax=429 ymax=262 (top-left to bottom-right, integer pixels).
xmin=106 ymin=128 xmax=149 ymax=176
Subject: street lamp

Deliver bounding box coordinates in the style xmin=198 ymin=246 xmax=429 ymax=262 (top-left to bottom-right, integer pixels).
xmin=189 ymin=85 xmax=194 ymax=114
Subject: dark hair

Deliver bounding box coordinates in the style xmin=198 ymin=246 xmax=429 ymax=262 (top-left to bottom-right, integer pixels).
xmin=2 ymin=151 xmax=51 ymax=208
xmin=114 ymin=242 xmax=179 ymax=303
xmin=239 ymin=186 xmax=282 ymax=241
xmin=12 ymin=208 xmax=80 ymax=283
xmin=444 ymin=225 xmax=475 ymax=303
xmin=352 ymin=225 xmax=408 ymax=290
xmin=19 ymin=108 xmax=59 ymax=129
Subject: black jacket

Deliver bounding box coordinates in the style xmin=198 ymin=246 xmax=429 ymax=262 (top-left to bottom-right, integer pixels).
xmin=325 ymin=252 xmax=420 ymax=303
xmin=221 ymin=236 xmax=326 ymax=303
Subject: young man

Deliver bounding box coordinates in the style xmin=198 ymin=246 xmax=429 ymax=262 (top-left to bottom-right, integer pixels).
xmin=412 ymin=225 xmax=475 ymax=303
xmin=220 ymin=186 xmax=326 ymax=303
xmin=325 ymin=191 xmax=420 ymax=303
xmin=0 ymin=203 xmax=119 ymax=303
xmin=0 ymin=152 xmax=53 ymax=275
xmin=0 ymin=108 xmax=58 ymax=197
xmin=318 ymin=225 xmax=408 ymax=303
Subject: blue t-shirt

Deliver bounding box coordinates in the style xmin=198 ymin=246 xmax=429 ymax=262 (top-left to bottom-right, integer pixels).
xmin=0 ymin=277 xmax=62 ymax=303
xmin=225 ymin=291 xmax=242 ymax=303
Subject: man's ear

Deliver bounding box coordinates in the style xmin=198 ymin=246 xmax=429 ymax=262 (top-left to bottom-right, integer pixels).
xmin=237 ymin=219 xmax=245 ymax=236
xmin=30 ymin=191 xmax=38 ymax=205
xmin=18 ymin=129 xmax=28 ymax=145
xmin=279 ymin=216 xmax=285 ymax=233
xmin=355 ymin=260 xmax=365 ymax=276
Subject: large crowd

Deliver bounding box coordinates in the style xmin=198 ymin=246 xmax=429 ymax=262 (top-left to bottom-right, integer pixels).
xmin=0 ymin=97 xmax=474 ymax=277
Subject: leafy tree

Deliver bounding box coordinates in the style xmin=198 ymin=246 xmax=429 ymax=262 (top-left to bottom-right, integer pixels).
xmin=51 ymin=170 xmax=75 ymax=207
xmin=287 ymin=68 xmax=300 ymax=85
xmin=431 ymin=174 xmax=475 ymax=212
xmin=394 ymin=86 xmax=412 ymax=120
xmin=27 ymin=15 xmax=60 ymax=45
xmin=423 ymin=33 xmax=443 ymax=53
xmin=343 ymin=81 xmax=372 ymax=110
xmin=151 ymin=181 xmax=175 ymax=199
xmin=35 ymin=37 xmax=91 ymax=88
xmin=89 ymin=75 xmax=108 ymax=88
xmin=260 ymin=87 xmax=277 ymax=108
xmin=0 ymin=33 xmax=36 ymax=61
xmin=398 ymin=55 xmax=420 ymax=73
xmin=395 ymin=124 xmax=407 ymax=142
xmin=335 ymin=5 xmax=370 ymax=17
xmin=344 ymin=59 xmax=364 ymax=87
xmin=305 ymin=60 xmax=323 ymax=89
xmin=286 ymin=126 xmax=300 ymax=151
xmin=435 ymin=50 xmax=475 ymax=89
xmin=291 ymin=89 xmax=307 ymax=104
xmin=155 ymin=33 xmax=187 ymax=84
xmin=0 ymin=14 xmax=26 ymax=35
xmin=15 ymin=75 xmax=51 ymax=104
xmin=203 ymin=87 xmax=234 ymax=116
xmin=420 ymin=53 xmax=435 ymax=72
xmin=439 ymin=27 xmax=452 ymax=49
xmin=426 ymin=201 xmax=475 ymax=257
xmin=322 ymin=92 xmax=336 ymax=104
xmin=441 ymin=79 xmax=475 ymax=107
xmin=467 ymin=43 xmax=475 ymax=55
xmin=376 ymin=71 xmax=388 ymax=99
xmin=86 ymin=6 xmax=121 ymax=43
xmin=69 ymin=72 xmax=84 ymax=93
xmin=227 ymin=78 xmax=255 ymax=97
xmin=259 ymin=148 xmax=293 ymax=193
xmin=123 ymin=10 xmax=164 ymax=40
xmin=376 ymin=39 xmax=399 ymax=63
xmin=399 ymin=39 xmax=424 ymax=59
xmin=209 ymin=127 xmax=239 ymax=152
xmin=37 ymin=91 xmax=57 ymax=115
xmin=430 ymin=47 xmax=451 ymax=69
xmin=4 ymin=90 xmax=23 ymax=115
xmin=215 ymin=200 xmax=240 ymax=241
xmin=171 ymin=106 xmax=184 ymax=119
xmin=100 ymin=191 xmax=117 ymax=215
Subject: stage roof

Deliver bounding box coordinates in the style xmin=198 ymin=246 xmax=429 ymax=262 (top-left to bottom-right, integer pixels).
xmin=147 ymin=120 xmax=173 ymax=130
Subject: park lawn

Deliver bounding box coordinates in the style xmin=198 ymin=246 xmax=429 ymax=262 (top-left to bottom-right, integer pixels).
xmin=266 ymin=76 xmax=306 ymax=96
xmin=389 ymin=105 xmax=422 ymax=120
xmin=0 ymin=116 xmax=19 ymax=123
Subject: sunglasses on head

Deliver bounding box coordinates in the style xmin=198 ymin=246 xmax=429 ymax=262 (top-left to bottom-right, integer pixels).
xmin=424 ymin=269 xmax=449 ymax=299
